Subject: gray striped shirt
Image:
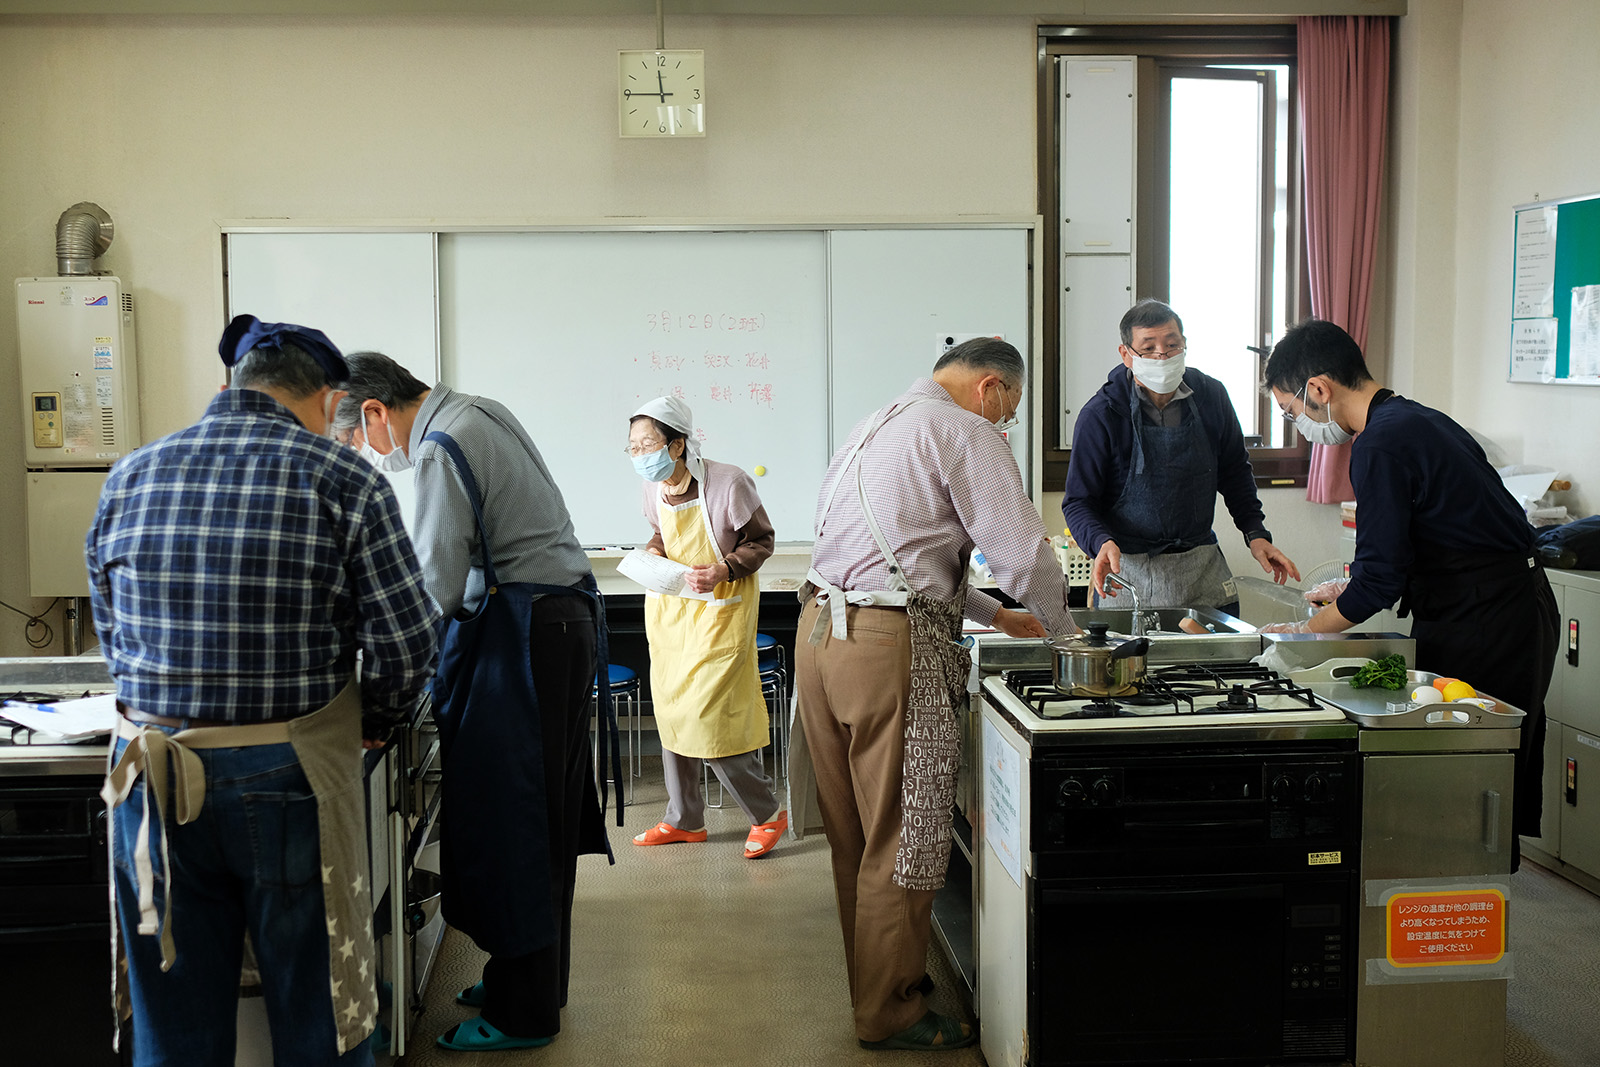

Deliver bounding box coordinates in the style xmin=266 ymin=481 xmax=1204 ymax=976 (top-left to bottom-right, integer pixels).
xmin=809 ymin=378 xmax=1077 ymax=637
xmin=408 ymin=384 xmax=591 ymax=618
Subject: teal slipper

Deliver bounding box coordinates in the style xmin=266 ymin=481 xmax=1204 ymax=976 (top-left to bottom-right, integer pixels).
xmin=858 ymin=1010 xmax=977 ymax=1051
xmin=436 ymin=1017 xmax=553 ymax=1052
xmin=455 ymin=981 xmax=486 ymax=1007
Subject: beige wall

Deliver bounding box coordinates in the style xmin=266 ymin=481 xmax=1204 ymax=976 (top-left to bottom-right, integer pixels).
xmin=0 ymin=13 xmax=1037 ymax=655
xmin=4 ymin=5 xmax=1595 ymax=657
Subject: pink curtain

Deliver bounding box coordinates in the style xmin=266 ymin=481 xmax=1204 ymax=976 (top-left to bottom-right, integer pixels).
xmin=1297 ymin=15 xmax=1391 ymax=504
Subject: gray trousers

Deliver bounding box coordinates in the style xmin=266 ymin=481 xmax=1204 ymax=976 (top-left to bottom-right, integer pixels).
xmin=662 ymin=747 xmax=780 ymax=829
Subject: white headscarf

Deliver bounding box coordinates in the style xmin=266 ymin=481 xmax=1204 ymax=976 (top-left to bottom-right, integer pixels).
xmin=631 ymin=395 xmax=705 ymax=482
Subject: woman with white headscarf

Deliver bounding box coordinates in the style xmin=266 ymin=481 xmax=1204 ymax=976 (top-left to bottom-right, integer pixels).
xmin=625 ymin=396 xmax=788 ymax=858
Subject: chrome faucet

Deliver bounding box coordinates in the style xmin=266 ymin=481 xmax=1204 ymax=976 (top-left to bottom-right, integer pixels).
xmin=1103 ymin=572 xmax=1149 ymax=636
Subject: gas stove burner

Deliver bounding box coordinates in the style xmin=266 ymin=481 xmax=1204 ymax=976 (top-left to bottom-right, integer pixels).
xmin=1078 ymin=700 xmax=1122 ymax=717
xmin=1211 ymin=684 xmax=1260 ymax=713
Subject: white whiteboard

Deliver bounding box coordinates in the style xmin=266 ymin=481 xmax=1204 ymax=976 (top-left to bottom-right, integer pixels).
xmin=226 ymin=232 xmax=438 ymax=529
xmin=828 ymin=229 xmax=1031 ymax=479
xmin=223 ymin=224 xmax=1034 ymax=547
xmin=439 ymin=231 xmax=828 ymax=546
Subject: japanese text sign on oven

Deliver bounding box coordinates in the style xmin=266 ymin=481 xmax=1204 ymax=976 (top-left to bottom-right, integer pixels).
xmin=1386 ymin=888 xmax=1505 ymax=967
xmin=1366 ymin=878 xmax=1512 ymax=983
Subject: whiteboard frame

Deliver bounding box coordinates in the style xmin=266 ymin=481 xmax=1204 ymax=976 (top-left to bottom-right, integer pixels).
xmin=218 ymin=215 xmax=1047 ymax=518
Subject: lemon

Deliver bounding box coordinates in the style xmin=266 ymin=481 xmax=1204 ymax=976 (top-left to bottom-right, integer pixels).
xmin=1432 ymin=677 xmax=1457 ymax=692
xmin=1441 ymin=680 xmax=1477 ymax=702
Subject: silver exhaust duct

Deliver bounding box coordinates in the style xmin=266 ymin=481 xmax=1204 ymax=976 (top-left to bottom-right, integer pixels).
xmin=55 ymin=201 xmax=114 ymax=275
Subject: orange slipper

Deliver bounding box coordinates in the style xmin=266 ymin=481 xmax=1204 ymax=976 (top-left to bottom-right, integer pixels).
xmin=744 ymin=811 xmax=789 ymax=859
xmin=632 ymin=821 xmax=707 ymax=846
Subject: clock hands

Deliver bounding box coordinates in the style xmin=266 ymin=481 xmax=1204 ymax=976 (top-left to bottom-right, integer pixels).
xmin=623 ymin=68 xmax=676 ymax=104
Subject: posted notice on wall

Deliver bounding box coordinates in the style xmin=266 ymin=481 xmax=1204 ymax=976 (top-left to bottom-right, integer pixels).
xmin=1513 ymin=205 xmax=1558 ymax=319
xmin=1510 ymin=318 xmax=1558 ymax=381
xmin=981 ymin=716 xmax=1024 ymax=889
xmin=1570 ymin=284 xmax=1600 ymax=379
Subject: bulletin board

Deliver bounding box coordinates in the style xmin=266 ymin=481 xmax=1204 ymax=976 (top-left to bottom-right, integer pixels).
xmin=1509 ymin=192 xmax=1600 ymax=384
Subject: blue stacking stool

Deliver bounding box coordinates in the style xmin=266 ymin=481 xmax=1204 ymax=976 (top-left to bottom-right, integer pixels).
xmin=594 ymin=662 xmax=641 ymax=802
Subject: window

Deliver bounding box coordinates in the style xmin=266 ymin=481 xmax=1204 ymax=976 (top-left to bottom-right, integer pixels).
xmin=1040 ymin=26 xmax=1308 ymax=489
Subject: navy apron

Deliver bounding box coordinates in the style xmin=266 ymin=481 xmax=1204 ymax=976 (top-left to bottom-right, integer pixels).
xmin=1102 ymin=383 xmax=1232 ymax=608
xmin=425 ymin=431 xmax=622 ymax=959
xmin=1401 ymin=542 xmax=1560 ymax=838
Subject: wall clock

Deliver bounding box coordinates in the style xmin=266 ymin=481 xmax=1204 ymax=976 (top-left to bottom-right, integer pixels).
xmin=619 ymin=49 xmax=705 ymax=138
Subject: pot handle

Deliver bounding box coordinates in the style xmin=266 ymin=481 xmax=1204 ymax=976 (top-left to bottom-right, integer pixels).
xmin=1110 ymin=637 xmax=1149 ymax=661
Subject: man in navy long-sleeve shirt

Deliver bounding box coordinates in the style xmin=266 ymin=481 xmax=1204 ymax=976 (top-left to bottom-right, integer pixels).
xmin=1063 ymin=299 xmax=1299 ymax=610
xmin=1263 ymin=318 xmax=1559 ymax=858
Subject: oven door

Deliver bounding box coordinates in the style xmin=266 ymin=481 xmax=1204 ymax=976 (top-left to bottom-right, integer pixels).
xmin=1030 ymin=873 xmax=1353 ymax=1066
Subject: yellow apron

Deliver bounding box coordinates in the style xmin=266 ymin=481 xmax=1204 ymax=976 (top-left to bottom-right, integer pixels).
xmin=645 ymin=494 xmax=769 ymax=759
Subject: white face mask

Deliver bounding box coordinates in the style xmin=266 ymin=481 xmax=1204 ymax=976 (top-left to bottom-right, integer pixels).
xmin=360 ymin=412 xmax=413 ymax=473
xmin=983 ymin=383 xmax=1020 ymax=432
xmin=1293 ymin=382 xmax=1353 ymax=446
xmin=1129 ymin=351 xmax=1186 ymax=395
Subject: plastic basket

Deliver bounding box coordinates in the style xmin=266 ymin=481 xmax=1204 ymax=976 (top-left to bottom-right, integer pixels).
xmin=1057 ymin=542 xmax=1094 ymax=588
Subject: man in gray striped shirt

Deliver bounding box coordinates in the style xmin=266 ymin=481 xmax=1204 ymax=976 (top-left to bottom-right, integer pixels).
xmin=798 ymin=338 xmax=1077 ymax=1051
xmin=335 ymin=354 xmax=610 ymax=1053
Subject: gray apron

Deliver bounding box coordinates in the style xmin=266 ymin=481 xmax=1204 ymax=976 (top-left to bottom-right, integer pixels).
xmin=1103 ymin=386 xmax=1236 ymax=609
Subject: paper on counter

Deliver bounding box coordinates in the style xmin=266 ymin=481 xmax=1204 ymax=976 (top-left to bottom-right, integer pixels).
xmin=616 ymin=548 xmax=691 ymax=596
xmin=0 ymin=693 xmax=118 ymax=741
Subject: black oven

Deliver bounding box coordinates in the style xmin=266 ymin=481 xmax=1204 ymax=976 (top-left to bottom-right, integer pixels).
xmin=0 ymin=771 xmax=126 ymax=1065
xmin=1028 ymin=742 xmax=1360 ymax=1066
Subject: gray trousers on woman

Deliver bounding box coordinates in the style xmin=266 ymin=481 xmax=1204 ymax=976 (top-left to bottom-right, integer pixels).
xmin=662 ymin=747 xmax=781 ymax=829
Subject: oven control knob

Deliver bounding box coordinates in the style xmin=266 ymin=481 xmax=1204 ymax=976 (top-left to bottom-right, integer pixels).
xmin=1058 ymin=778 xmax=1088 ymax=804
xmin=1304 ymin=774 xmax=1329 ymax=803
xmin=1270 ymin=774 xmax=1297 ymax=804
xmin=1091 ymin=777 xmax=1117 ymax=804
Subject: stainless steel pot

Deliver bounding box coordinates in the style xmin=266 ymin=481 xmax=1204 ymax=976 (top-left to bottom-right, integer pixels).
xmin=1047 ymin=623 xmax=1150 ymax=696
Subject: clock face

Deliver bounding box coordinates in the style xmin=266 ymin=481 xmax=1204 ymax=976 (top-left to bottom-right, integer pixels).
xmin=619 ymin=49 xmax=705 ymax=138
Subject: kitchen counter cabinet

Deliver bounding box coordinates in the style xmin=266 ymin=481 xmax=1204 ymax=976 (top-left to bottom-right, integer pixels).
xmin=1526 ymin=568 xmax=1600 ymax=895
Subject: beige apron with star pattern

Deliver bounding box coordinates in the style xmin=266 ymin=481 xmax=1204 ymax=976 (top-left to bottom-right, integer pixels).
xmin=102 ymin=680 xmax=380 ymax=1055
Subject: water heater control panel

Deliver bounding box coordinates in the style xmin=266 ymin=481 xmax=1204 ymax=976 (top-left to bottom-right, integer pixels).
xmin=32 ymin=392 xmax=63 ymax=448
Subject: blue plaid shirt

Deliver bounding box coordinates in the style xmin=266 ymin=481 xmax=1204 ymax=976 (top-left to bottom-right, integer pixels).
xmin=86 ymin=389 xmax=438 ymax=729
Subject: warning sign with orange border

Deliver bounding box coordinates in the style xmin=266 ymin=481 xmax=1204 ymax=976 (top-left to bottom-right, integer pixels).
xmin=1385 ymin=888 xmax=1506 ymax=967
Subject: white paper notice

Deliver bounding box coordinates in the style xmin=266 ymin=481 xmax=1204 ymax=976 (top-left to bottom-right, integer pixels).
xmin=0 ymin=693 xmax=117 ymax=741
xmin=1510 ymin=318 xmax=1559 ymax=381
xmin=981 ymin=716 xmax=1024 ymax=889
xmin=1570 ymin=285 xmax=1600 ymax=379
xmin=616 ymin=548 xmax=690 ymax=596
xmin=1513 ymin=206 xmax=1558 ymax=319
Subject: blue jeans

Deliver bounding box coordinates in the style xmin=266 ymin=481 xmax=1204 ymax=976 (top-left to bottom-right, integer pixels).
xmin=112 ymin=733 xmax=372 ymax=1067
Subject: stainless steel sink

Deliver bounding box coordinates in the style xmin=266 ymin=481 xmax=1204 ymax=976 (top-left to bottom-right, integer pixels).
xmin=972 ymin=607 xmax=1258 ymax=674
xmin=1069 ymin=606 xmax=1252 ymax=636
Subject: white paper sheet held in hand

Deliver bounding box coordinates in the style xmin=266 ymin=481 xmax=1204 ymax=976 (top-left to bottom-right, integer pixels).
xmin=617 ymin=548 xmax=691 ymax=596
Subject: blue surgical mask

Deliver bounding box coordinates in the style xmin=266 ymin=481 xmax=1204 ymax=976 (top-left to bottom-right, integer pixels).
xmin=632 ymin=445 xmax=677 ymax=482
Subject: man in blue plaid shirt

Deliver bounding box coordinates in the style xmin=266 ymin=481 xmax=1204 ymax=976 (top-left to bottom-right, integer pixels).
xmin=87 ymin=316 xmax=437 ymax=1066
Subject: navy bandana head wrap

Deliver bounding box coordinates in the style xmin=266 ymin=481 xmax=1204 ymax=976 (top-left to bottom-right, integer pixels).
xmin=219 ymin=314 xmax=349 ymax=383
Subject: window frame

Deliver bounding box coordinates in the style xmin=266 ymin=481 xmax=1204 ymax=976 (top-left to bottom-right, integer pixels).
xmin=1038 ymin=24 xmax=1311 ymax=491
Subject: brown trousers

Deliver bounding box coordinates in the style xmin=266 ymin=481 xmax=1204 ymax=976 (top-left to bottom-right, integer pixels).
xmin=795 ymin=598 xmax=932 ymax=1041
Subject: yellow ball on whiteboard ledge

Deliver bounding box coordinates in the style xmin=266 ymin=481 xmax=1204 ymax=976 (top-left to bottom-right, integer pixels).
xmin=753 ymin=465 xmax=767 ymax=476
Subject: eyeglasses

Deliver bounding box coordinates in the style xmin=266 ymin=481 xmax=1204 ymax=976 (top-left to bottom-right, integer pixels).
xmin=1127 ymin=345 xmax=1185 ymax=360
xmin=1279 ymin=384 xmax=1308 ymax=422
xmin=624 ymin=438 xmax=666 ymax=458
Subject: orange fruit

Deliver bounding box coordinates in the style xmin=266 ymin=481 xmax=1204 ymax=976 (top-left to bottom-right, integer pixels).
xmin=1440 ymin=680 xmax=1477 ymax=702
xmin=1432 ymin=677 xmax=1457 ymax=692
